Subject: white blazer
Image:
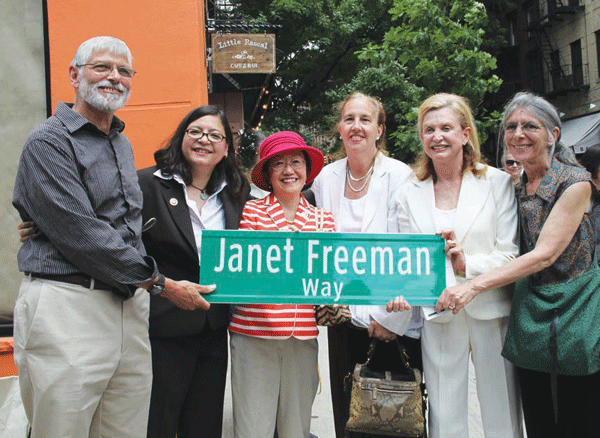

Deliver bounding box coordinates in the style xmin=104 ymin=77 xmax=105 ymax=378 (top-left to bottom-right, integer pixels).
xmin=312 ymin=152 xmax=413 ymax=334
xmin=391 ymin=164 xmax=518 ymax=321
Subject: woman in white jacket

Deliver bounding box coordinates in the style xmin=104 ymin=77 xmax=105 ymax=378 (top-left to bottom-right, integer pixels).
xmin=388 ymin=93 xmax=523 ymax=438
xmin=310 ymin=92 xmax=415 ymax=438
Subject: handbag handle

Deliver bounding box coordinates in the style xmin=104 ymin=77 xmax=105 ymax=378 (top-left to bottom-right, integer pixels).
xmin=343 ymin=338 xmax=414 ymax=392
xmin=364 ymin=339 xmax=412 ymax=372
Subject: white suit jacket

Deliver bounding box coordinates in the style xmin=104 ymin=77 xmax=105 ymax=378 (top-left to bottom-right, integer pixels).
xmin=312 ymin=152 xmax=413 ymax=334
xmin=390 ymin=164 xmax=518 ymax=321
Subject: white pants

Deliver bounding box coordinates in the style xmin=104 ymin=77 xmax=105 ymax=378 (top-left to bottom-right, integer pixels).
xmin=13 ymin=276 xmax=152 ymax=438
xmin=230 ymin=332 xmax=319 ymax=438
xmin=422 ymin=312 xmax=523 ymax=438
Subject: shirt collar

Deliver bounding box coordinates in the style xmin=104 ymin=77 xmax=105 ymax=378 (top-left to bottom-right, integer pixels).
xmin=263 ymin=192 xmax=311 ymax=209
xmin=519 ymin=158 xmax=562 ymax=202
xmin=55 ymin=101 xmax=126 ymax=135
xmin=153 ymin=169 xmax=227 ymax=197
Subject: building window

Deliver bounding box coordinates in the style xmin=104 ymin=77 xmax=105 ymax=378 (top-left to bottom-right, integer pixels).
xmin=550 ymin=50 xmax=561 ymax=91
xmin=570 ymin=39 xmax=583 ymax=86
xmin=508 ymin=12 xmax=517 ymax=46
xmin=596 ymin=31 xmax=600 ymax=79
xmin=528 ymin=49 xmax=544 ymax=94
xmin=525 ymin=2 xmax=537 ymax=38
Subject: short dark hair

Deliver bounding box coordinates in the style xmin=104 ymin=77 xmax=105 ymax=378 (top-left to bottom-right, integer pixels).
xmin=580 ymin=145 xmax=600 ymax=180
xmin=154 ymin=105 xmax=249 ymax=197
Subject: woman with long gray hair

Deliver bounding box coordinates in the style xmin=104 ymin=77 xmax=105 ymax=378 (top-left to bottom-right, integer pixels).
xmin=427 ymin=91 xmax=600 ymax=437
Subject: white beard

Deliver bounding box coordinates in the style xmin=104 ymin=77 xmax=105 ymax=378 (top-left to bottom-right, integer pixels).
xmin=79 ymin=77 xmax=130 ymax=113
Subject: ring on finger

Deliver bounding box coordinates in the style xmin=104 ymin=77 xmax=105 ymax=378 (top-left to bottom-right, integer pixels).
xmin=448 ymin=304 xmax=456 ymax=310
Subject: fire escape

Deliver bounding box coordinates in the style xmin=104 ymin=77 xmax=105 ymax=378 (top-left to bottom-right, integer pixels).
xmin=526 ymin=0 xmax=587 ymax=97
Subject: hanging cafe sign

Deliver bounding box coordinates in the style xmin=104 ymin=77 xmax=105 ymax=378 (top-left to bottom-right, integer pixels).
xmin=211 ymin=33 xmax=276 ymax=74
xmin=200 ymin=230 xmax=446 ymax=305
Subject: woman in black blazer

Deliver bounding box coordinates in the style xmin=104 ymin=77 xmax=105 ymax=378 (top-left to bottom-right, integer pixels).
xmin=138 ymin=106 xmax=251 ymax=438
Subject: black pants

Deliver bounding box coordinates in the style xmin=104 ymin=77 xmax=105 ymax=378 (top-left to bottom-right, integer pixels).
xmin=328 ymin=323 xmax=422 ymax=438
xmin=147 ymin=326 xmax=228 ymax=438
xmin=518 ymin=366 xmax=600 ymax=438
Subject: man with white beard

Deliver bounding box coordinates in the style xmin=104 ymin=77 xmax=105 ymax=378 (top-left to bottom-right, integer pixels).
xmin=12 ymin=36 xmax=214 ymax=438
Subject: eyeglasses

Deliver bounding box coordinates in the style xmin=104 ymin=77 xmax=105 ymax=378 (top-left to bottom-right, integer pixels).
xmin=77 ymin=63 xmax=136 ymax=79
xmin=505 ymin=122 xmax=541 ymax=134
xmin=270 ymin=158 xmax=306 ymax=171
xmin=185 ymin=128 xmax=225 ymax=143
xmin=505 ymin=159 xmax=521 ymax=167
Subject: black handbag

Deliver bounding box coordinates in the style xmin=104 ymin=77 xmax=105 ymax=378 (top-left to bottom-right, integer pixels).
xmin=346 ymin=339 xmax=426 ymax=437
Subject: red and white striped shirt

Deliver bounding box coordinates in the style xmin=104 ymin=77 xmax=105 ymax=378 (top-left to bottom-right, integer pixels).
xmin=229 ymin=194 xmax=336 ymax=340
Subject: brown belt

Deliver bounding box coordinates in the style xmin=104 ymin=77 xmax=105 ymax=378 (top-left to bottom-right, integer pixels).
xmin=27 ymin=273 xmax=113 ymax=292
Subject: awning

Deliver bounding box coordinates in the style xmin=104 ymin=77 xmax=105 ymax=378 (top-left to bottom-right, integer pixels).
xmin=561 ymin=112 xmax=600 ymax=154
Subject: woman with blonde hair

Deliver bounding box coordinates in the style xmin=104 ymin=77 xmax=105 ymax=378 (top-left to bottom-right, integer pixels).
xmin=428 ymin=91 xmax=600 ymax=437
xmin=310 ymin=91 xmax=418 ymax=438
xmin=388 ymin=93 xmax=523 ymax=437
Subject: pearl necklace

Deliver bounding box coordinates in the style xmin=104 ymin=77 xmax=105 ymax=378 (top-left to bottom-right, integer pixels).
xmin=347 ymin=163 xmax=374 ymax=182
xmin=189 ymin=183 xmax=208 ymax=200
xmin=346 ymin=165 xmax=374 ymax=192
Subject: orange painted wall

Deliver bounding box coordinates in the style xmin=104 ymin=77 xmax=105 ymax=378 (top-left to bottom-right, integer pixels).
xmin=46 ymin=0 xmax=209 ymax=169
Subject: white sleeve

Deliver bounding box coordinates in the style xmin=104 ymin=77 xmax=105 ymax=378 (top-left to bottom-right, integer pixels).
xmin=370 ymin=305 xmax=412 ymax=335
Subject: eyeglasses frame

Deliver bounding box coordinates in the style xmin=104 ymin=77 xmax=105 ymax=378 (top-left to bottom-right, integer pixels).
xmin=77 ymin=62 xmax=137 ymax=79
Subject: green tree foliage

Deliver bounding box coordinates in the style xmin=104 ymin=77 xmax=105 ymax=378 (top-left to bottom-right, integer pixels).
xmin=239 ymin=0 xmax=394 ymax=142
xmin=241 ymin=0 xmax=504 ymax=163
xmin=333 ymin=0 xmax=502 ymax=162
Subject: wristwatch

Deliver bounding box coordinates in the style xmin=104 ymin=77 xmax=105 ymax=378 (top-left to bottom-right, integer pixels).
xmin=147 ymin=273 xmax=166 ymax=296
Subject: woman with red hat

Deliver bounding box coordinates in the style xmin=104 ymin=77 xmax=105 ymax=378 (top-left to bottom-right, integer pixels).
xmin=229 ymin=131 xmax=336 ymax=438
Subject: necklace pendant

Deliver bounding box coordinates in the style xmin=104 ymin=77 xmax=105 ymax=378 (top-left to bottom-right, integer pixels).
xmin=200 ymin=192 xmax=208 ymax=201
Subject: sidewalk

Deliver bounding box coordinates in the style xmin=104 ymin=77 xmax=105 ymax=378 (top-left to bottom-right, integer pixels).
xmin=310 ymin=328 xmax=336 ymax=437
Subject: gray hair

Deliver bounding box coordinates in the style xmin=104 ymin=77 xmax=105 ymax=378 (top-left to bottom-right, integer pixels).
xmin=71 ymin=36 xmax=132 ymax=68
xmin=499 ymin=91 xmax=580 ymax=167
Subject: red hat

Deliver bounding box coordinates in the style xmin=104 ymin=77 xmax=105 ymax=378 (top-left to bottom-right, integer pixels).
xmin=251 ymin=131 xmax=324 ymax=191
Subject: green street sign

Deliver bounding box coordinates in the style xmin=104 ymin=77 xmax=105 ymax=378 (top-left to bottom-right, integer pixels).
xmin=200 ymin=230 xmax=446 ymax=305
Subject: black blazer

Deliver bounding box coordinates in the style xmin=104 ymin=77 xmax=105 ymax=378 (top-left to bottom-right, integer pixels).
xmin=138 ymin=166 xmax=251 ymax=338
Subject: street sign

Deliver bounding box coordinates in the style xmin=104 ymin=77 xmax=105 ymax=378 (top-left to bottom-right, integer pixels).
xmin=200 ymin=230 xmax=446 ymax=305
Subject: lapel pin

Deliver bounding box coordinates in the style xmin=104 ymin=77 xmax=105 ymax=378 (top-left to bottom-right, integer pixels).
xmin=169 ymin=198 xmax=178 ymax=206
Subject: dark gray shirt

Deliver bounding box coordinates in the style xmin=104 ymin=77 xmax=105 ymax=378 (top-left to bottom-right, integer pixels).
xmin=13 ymin=102 xmax=157 ymax=299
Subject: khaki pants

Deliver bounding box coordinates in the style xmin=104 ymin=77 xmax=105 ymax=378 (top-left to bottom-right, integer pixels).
xmin=13 ymin=276 xmax=152 ymax=438
xmin=230 ymin=332 xmax=319 ymax=438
